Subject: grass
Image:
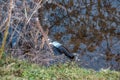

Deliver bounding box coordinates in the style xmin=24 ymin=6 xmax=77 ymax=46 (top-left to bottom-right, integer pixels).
xmin=0 ymin=0 xmax=13 ymax=59
xmin=0 ymin=56 xmax=120 ymax=80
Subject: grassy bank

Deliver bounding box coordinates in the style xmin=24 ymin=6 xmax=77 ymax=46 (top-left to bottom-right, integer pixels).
xmin=0 ymin=57 xmax=120 ymax=80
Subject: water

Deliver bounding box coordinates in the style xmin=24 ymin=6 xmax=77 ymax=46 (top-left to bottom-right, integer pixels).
xmin=39 ymin=0 xmax=120 ymax=71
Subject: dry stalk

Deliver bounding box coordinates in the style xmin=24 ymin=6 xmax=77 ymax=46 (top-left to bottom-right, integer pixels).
xmin=23 ymin=0 xmax=28 ymax=19
xmin=0 ymin=0 xmax=13 ymax=59
xmin=34 ymin=30 xmax=39 ymax=49
xmin=36 ymin=18 xmax=53 ymax=55
xmin=40 ymin=29 xmax=49 ymax=49
xmin=26 ymin=0 xmax=43 ymax=24
xmin=0 ymin=18 xmax=8 ymax=31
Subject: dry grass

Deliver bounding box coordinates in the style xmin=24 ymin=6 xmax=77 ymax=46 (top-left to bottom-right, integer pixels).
xmin=0 ymin=0 xmax=55 ymax=60
xmin=0 ymin=0 xmax=69 ymax=66
xmin=0 ymin=0 xmax=13 ymax=59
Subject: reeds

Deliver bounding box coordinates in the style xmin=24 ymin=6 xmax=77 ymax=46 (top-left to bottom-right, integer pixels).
xmin=0 ymin=0 xmax=54 ymax=60
xmin=0 ymin=0 xmax=13 ymax=59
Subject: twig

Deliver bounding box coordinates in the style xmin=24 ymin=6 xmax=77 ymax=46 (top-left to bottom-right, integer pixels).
xmin=23 ymin=0 xmax=28 ymax=19
xmin=26 ymin=0 xmax=43 ymax=24
xmin=0 ymin=18 xmax=8 ymax=31
xmin=0 ymin=0 xmax=13 ymax=59
xmin=36 ymin=18 xmax=53 ymax=55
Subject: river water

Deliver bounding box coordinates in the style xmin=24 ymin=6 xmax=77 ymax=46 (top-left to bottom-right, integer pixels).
xmin=38 ymin=0 xmax=120 ymax=71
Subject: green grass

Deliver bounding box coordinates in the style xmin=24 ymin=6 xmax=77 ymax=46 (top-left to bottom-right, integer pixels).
xmin=0 ymin=56 xmax=120 ymax=80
